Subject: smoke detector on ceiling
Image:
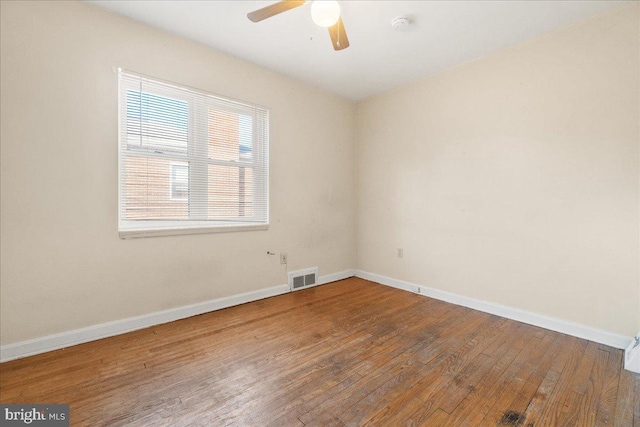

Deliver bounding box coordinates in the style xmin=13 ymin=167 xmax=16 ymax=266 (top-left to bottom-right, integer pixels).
xmin=391 ymin=16 xmax=410 ymax=30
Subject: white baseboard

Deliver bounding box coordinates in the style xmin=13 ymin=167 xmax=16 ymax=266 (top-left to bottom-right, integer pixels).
xmin=318 ymin=269 xmax=355 ymax=286
xmin=624 ymin=334 xmax=640 ymax=373
xmin=2 ymin=269 xmax=631 ymax=364
xmin=0 ymin=270 xmax=354 ymax=363
xmin=354 ymin=270 xmax=633 ymax=350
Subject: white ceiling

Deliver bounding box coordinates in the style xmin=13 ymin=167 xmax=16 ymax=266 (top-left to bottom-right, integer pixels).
xmin=90 ymin=1 xmax=627 ymax=101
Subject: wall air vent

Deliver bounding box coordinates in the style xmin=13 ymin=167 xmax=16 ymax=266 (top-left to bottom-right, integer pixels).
xmin=288 ymin=267 xmax=319 ymax=292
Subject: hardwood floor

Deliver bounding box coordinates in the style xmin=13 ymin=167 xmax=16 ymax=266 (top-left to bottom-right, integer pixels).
xmin=1 ymin=278 xmax=638 ymax=426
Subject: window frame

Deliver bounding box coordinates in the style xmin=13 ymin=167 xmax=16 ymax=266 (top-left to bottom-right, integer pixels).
xmin=118 ymin=70 xmax=269 ymax=239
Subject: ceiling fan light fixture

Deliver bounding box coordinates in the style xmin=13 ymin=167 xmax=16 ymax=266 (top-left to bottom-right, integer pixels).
xmin=311 ymin=0 xmax=341 ymax=28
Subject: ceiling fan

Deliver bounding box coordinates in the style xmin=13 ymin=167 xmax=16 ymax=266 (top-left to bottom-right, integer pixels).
xmin=247 ymin=0 xmax=350 ymax=51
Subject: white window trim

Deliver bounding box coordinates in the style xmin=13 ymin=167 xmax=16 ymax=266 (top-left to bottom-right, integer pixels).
xmin=117 ymin=69 xmax=269 ymax=239
xmin=119 ymin=222 xmax=269 ymax=239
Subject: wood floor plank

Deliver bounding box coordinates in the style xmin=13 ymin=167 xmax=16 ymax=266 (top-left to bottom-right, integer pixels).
xmin=473 ymin=329 xmax=560 ymax=426
xmin=516 ymin=334 xmax=576 ymax=427
xmin=613 ymin=366 xmax=635 ymax=427
xmin=301 ymin=306 xmax=492 ymax=425
xmin=441 ymin=322 xmax=535 ymax=425
xmin=0 ymin=278 xmax=635 ymax=427
xmin=594 ymin=350 xmax=624 ymax=426
xmin=569 ymin=341 xmax=601 ymax=395
xmin=535 ymin=336 xmax=589 ymax=426
xmin=634 ymin=375 xmax=640 ymax=427
xmin=420 ymin=408 xmax=450 ymax=426
xmin=575 ymin=348 xmax=611 ymax=426
xmin=358 ymin=315 xmax=510 ymax=425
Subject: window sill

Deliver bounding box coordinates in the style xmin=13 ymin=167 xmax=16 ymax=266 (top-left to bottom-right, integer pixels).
xmin=119 ymin=223 xmax=269 ymax=239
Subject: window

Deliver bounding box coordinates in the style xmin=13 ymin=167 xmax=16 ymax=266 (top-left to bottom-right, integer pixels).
xmin=118 ymin=70 xmax=269 ymax=238
xmin=170 ymin=163 xmax=188 ymax=201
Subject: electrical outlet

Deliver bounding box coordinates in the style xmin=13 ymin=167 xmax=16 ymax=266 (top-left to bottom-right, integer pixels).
xmin=397 ymin=248 xmax=403 ymax=258
xmin=280 ymin=252 xmax=287 ymax=265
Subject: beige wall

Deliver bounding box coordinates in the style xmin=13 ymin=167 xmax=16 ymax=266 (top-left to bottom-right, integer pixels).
xmin=356 ymin=4 xmax=639 ymax=337
xmin=0 ymin=1 xmax=356 ymax=345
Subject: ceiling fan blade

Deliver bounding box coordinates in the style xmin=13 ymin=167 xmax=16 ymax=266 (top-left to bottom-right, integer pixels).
xmin=328 ymin=16 xmax=349 ymax=51
xmin=247 ymin=0 xmax=305 ymax=23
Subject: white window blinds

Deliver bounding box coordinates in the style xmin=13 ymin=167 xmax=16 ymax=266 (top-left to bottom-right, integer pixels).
xmin=118 ymin=70 xmax=269 ymax=238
